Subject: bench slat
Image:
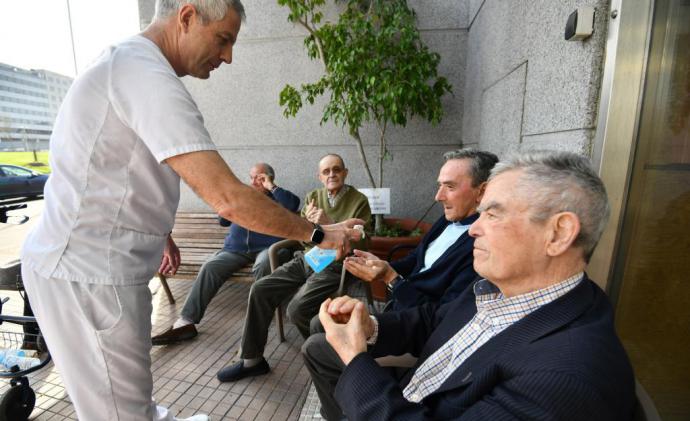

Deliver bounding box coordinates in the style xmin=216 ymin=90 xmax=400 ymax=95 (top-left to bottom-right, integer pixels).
xmin=168 ymin=212 xmax=254 ymax=283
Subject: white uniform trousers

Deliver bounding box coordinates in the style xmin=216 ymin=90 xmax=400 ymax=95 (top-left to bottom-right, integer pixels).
xmin=22 ymin=265 xmax=187 ymax=421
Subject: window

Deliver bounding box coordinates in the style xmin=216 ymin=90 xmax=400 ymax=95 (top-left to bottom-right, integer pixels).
xmin=0 ymin=165 xmax=33 ymax=176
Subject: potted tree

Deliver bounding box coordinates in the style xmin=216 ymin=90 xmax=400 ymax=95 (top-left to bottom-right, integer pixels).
xmin=277 ymin=0 xmax=452 ymax=247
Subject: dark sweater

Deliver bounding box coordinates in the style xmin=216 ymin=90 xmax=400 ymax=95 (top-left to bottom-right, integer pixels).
xmin=220 ymin=187 xmax=300 ymax=253
xmin=388 ymin=213 xmax=479 ymax=310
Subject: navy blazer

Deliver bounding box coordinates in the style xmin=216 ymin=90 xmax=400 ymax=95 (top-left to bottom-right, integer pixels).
xmin=335 ymin=276 xmax=635 ymax=420
xmin=389 ymin=214 xmax=479 ymax=310
xmin=219 ymin=187 xmax=300 ymax=253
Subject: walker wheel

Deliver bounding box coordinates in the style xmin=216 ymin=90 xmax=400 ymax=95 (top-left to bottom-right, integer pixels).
xmin=0 ymin=384 xmax=35 ymax=421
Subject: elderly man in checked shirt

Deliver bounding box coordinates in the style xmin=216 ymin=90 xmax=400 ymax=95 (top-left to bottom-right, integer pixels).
xmin=313 ymin=151 xmax=636 ymax=421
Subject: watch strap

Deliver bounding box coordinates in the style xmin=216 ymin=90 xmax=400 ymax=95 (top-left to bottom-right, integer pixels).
xmin=387 ymin=275 xmax=404 ymax=292
xmin=310 ymin=223 xmax=325 ymax=245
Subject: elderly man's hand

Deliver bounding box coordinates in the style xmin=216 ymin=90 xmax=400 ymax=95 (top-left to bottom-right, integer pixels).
xmin=305 ymin=199 xmax=333 ymax=225
xmin=320 ymin=219 xmax=365 ymax=259
xmin=258 ymin=173 xmax=275 ymax=191
xmin=344 ymin=249 xmax=398 ymax=284
xmin=158 ymin=234 xmax=181 ymax=276
xmin=320 ymin=296 xmax=374 ymax=365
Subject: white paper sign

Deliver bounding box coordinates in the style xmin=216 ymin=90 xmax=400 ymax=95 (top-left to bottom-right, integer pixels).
xmin=358 ymin=188 xmax=390 ymax=214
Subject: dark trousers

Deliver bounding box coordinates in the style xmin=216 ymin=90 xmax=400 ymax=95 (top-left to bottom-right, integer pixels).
xmin=302 ymin=332 xmax=347 ymax=420
xmin=303 ymin=314 xmax=414 ymax=420
xmin=239 ymin=252 xmax=350 ymax=359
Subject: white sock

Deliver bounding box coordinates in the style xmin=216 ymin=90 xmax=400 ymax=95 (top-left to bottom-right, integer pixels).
xmin=173 ymin=317 xmax=193 ymax=329
xmin=243 ymin=357 xmax=263 ymax=368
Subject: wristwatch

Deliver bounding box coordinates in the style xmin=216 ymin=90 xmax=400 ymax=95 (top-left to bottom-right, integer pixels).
xmin=387 ymin=275 xmax=404 ymax=292
xmin=310 ymin=223 xmax=325 ymax=245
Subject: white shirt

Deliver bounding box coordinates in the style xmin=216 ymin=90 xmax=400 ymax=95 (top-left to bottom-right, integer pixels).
xmin=21 ymin=35 xmax=217 ymax=285
xmin=420 ymin=222 xmax=470 ymax=272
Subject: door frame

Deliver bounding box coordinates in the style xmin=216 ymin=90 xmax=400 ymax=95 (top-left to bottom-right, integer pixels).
xmin=587 ymin=0 xmax=655 ymax=293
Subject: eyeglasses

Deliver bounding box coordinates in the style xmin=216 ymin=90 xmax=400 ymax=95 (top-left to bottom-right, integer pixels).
xmin=320 ymin=167 xmax=344 ymax=176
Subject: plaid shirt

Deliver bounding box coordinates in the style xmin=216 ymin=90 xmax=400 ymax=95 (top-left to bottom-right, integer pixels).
xmin=401 ymin=272 xmax=584 ymax=403
xmin=327 ymin=185 xmax=349 ymax=207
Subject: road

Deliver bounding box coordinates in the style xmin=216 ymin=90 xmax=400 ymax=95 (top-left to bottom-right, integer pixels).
xmin=0 ymin=199 xmax=44 ymax=264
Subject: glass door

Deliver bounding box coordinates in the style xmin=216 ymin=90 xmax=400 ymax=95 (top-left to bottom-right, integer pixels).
xmin=610 ymin=0 xmax=690 ymax=419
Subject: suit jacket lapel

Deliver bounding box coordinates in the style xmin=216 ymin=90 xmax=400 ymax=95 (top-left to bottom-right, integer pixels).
xmin=416 ymin=213 xmax=479 ymax=273
xmin=430 ymin=231 xmax=472 ymax=268
xmin=412 ymin=218 xmax=449 ymax=272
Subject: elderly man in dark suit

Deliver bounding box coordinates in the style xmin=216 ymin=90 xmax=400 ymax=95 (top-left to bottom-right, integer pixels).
xmin=342 ymin=149 xmax=498 ymax=311
xmin=314 ymin=151 xmax=635 ymax=420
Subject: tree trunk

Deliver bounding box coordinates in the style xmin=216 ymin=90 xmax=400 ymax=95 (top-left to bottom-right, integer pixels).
xmin=374 ymin=214 xmax=384 ymax=234
xmin=349 ymin=130 xmax=386 ymax=233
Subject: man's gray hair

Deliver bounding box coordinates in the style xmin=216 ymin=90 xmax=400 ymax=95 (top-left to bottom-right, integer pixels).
xmin=154 ymin=0 xmax=246 ymax=23
xmin=443 ymin=148 xmax=499 ymax=187
xmin=491 ymin=151 xmax=610 ymax=261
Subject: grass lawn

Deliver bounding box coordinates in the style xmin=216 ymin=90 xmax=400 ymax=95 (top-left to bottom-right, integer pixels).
xmin=0 ymin=151 xmax=51 ymax=174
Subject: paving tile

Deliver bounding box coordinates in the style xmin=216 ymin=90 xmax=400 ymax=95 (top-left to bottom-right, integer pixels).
xmin=212 ymin=401 xmax=234 ymax=417
xmin=226 ymin=404 xmax=246 ymax=419
xmin=240 ymin=407 xmax=260 ymax=420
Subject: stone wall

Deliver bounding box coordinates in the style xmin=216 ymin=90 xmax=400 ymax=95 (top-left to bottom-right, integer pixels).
xmin=462 ymin=0 xmax=610 ymax=157
xmin=137 ymin=0 xmax=610 ymax=218
xmin=138 ymin=0 xmax=468 ymax=221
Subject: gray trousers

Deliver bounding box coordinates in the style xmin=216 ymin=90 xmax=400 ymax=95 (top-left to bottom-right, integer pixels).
xmin=181 ymin=248 xmax=290 ymax=324
xmin=239 ymin=251 xmax=349 ymax=359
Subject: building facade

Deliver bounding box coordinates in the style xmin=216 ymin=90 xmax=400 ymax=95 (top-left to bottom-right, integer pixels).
xmin=135 ymin=1 xmax=688 ymax=418
xmin=0 ymin=62 xmax=73 ymax=151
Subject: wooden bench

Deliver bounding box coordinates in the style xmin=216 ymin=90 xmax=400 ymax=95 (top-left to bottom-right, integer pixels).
xmin=156 ymin=212 xmax=254 ymax=306
xmin=156 ymin=211 xmax=292 ymax=341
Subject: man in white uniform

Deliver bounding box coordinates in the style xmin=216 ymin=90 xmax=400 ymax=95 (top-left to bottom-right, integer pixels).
xmin=19 ymin=1 xmax=360 ymax=420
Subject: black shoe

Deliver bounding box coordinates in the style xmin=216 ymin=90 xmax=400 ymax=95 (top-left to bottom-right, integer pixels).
xmin=217 ymin=358 xmax=270 ymax=382
xmin=151 ymin=324 xmax=198 ymax=345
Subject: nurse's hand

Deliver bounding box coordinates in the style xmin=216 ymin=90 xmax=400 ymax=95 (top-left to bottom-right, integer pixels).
xmin=321 ymin=219 xmax=365 ymax=259
xmin=159 ymin=235 xmax=181 ymax=276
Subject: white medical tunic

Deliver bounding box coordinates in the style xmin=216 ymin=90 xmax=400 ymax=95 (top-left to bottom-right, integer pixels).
xmin=21 ymin=35 xmax=217 ymax=286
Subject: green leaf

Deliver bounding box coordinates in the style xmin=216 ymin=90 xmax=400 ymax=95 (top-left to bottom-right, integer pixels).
xmin=276 ymin=0 xmax=453 ymax=185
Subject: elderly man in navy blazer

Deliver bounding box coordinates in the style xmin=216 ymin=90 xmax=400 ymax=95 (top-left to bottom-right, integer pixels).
xmin=345 ymin=149 xmax=499 ymax=310
xmin=316 ymin=151 xmax=635 ymax=420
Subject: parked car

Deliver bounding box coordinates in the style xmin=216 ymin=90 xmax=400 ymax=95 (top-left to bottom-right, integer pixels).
xmin=0 ymin=164 xmax=48 ymax=200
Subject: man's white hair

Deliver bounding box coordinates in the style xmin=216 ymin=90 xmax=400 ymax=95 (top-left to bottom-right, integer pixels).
xmin=490 ymin=150 xmax=610 ymax=262
xmin=154 ymin=0 xmax=245 ymax=23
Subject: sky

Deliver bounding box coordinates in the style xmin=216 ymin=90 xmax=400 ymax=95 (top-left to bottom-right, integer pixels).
xmin=0 ymin=0 xmax=141 ymax=78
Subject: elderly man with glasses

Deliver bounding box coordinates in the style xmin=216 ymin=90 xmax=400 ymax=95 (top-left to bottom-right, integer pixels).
xmin=216 ymin=153 xmax=372 ymax=383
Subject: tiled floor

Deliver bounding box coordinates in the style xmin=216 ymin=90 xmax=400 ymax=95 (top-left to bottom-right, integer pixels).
xmin=0 ymin=278 xmax=315 ymax=420
xmin=298 ymin=385 xmax=325 ymax=420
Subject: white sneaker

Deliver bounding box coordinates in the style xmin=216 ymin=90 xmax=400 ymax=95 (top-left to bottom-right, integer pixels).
xmin=177 ymin=415 xmax=209 ymax=421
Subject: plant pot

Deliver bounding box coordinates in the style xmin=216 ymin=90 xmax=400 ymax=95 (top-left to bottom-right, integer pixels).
xmin=367 ymin=217 xmax=432 ymax=301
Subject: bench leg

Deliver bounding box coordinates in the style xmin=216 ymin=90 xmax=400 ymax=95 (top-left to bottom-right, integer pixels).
xmin=276 ymin=305 xmax=286 ymax=343
xmin=157 ymin=273 xmax=176 ymax=305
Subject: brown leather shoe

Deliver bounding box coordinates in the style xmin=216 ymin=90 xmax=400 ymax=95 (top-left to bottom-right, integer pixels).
xmin=152 ymin=324 xmax=198 ymax=345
